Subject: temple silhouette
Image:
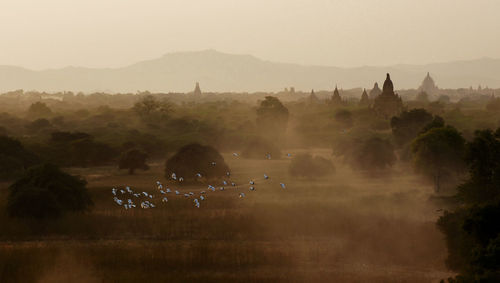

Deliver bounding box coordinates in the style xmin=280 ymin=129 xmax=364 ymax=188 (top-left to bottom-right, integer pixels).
xmin=373 ymin=73 xmax=403 ymax=118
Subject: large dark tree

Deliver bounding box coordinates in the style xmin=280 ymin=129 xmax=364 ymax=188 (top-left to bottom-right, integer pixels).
xmin=165 ymin=143 xmax=229 ymax=181
xmin=27 ymin=102 xmax=52 ymax=119
xmin=256 ymin=96 xmax=289 ymax=143
xmin=118 ymin=149 xmax=149 ymax=175
xmin=437 ymin=129 xmax=500 ymax=282
xmin=44 ymin=131 xmax=117 ymax=167
xmin=353 ymin=137 xmax=396 ymax=172
xmin=7 ymin=163 xmax=92 ymax=219
xmin=0 ymin=136 xmax=39 ymax=180
xmin=411 ymin=126 xmax=465 ymax=193
xmin=390 ymin=109 xmax=434 ymax=146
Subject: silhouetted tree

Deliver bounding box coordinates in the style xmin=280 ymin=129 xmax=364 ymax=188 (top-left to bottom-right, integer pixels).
xmin=165 ymin=143 xmax=229 ymax=181
xmin=437 ymin=129 xmax=500 ymax=282
xmin=411 ymin=126 xmax=465 ymax=192
xmin=118 ymin=149 xmax=149 ymax=175
xmin=0 ymin=136 xmax=39 ymax=180
xmin=133 ymin=95 xmax=172 ymax=123
xmin=353 ymin=137 xmax=396 ymax=172
xmin=391 ymin=109 xmax=434 ymax=146
xmin=256 ymin=96 xmax=289 ymax=143
xmin=27 ymin=102 xmax=52 ymax=119
xmin=7 ymin=163 xmax=92 ymax=219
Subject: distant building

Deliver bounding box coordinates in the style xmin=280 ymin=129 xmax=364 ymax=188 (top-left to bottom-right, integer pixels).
xmin=373 ymin=73 xmax=403 ymax=119
xmin=308 ymin=89 xmax=319 ymax=103
xmin=193 ymin=82 xmax=202 ymax=96
xmin=418 ymin=72 xmax=439 ymax=95
xmin=359 ymin=88 xmax=370 ymax=106
xmin=331 ymin=85 xmax=342 ymax=105
xmin=369 ymin=82 xmax=382 ymax=99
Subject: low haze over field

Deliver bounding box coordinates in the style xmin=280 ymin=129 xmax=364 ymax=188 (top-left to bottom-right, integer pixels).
xmin=1 ymin=1 xmax=500 ymax=282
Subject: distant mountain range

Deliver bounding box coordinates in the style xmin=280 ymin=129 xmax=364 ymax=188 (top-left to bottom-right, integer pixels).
xmin=1 ymin=50 xmax=499 ymax=93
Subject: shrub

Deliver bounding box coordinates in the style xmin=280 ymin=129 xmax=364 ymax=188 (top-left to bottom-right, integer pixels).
xmin=7 ymin=163 xmax=92 ymax=219
xmin=165 ymin=143 xmax=229 ymax=181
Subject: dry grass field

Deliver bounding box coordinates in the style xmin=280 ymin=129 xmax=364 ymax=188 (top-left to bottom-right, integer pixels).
xmin=0 ymin=149 xmax=454 ymax=282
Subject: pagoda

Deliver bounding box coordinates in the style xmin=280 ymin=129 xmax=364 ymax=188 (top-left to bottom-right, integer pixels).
xmin=373 ymin=73 xmax=403 ymax=119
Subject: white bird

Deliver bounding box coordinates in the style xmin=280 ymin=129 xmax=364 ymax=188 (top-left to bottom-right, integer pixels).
xmin=226 ymin=171 xmax=230 ymax=177
xmin=189 ymin=192 xmax=194 ymax=196
xmin=158 ymin=184 xmax=163 ymax=190
xmin=162 ymin=197 xmax=168 ymax=203
xmin=249 ymin=186 xmax=255 ymax=191
xmin=184 ymin=193 xmax=190 ymax=198
xmin=211 ymin=162 xmax=216 ymax=166
xmin=120 ymin=189 xmax=125 ymax=194
xmin=200 ymin=195 xmax=205 ymax=201
xmin=128 ymin=199 xmax=133 ymax=204
xmin=231 ymin=182 xmax=236 ymax=186
xmin=166 ymin=188 xmax=171 ymax=193
xmin=112 ymin=188 xmax=116 ymax=195
xmin=133 ymin=193 xmax=140 ymax=198
xmin=264 ymin=174 xmax=269 ymax=179
xmin=200 ymin=190 xmax=206 ymax=194
xmin=239 ymin=193 xmax=245 ymax=198
xmin=280 ymin=183 xmax=286 ymax=189
xmin=160 ymin=190 xmax=165 ymax=194
xmin=232 ymin=152 xmax=239 ymax=157
xmin=223 ymin=180 xmax=228 ymax=186
xmin=195 ymin=202 xmax=200 ymax=208
xmin=142 ymin=192 xmax=148 ymax=197
xmin=150 ymin=203 xmax=156 ymax=208
xmin=196 ymin=173 xmax=202 ymax=178
xmin=124 ymin=204 xmax=129 ymax=210
xmin=126 ymin=186 xmax=132 ymax=193
xmin=179 ymin=177 xmax=184 ymax=182
xmin=171 ymin=173 xmax=177 ymax=180
xmin=220 ymin=187 xmax=225 ymax=191
xmin=175 ymin=190 xmax=180 ymax=195
xmin=116 ymin=199 xmax=123 ymax=205
xmin=249 ymin=180 xmax=255 ymax=185
xmin=149 ymin=194 xmax=153 ymax=199
xmin=156 ymin=181 xmax=160 ymax=185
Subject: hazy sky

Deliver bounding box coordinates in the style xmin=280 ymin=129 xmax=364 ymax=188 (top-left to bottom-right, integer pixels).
xmin=1 ymin=0 xmax=499 ymax=70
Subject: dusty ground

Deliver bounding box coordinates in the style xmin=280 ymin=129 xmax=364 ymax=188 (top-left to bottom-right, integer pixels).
xmin=0 ymin=149 xmax=454 ymax=282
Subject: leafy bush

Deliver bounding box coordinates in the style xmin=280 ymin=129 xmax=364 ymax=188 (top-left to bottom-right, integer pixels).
xmin=288 ymin=153 xmax=335 ymax=178
xmin=0 ymin=136 xmax=39 ymax=180
xmin=165 ymin=143 xmax=229 ymax=181
xmin=118 ymin=149 xmax=149 ymax=175
xmin=7 ymin=163 xmax=92 ymax=219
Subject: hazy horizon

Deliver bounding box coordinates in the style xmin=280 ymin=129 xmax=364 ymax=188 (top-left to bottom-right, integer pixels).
xmin=2 ymin=0 xmax=500 ymax=70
